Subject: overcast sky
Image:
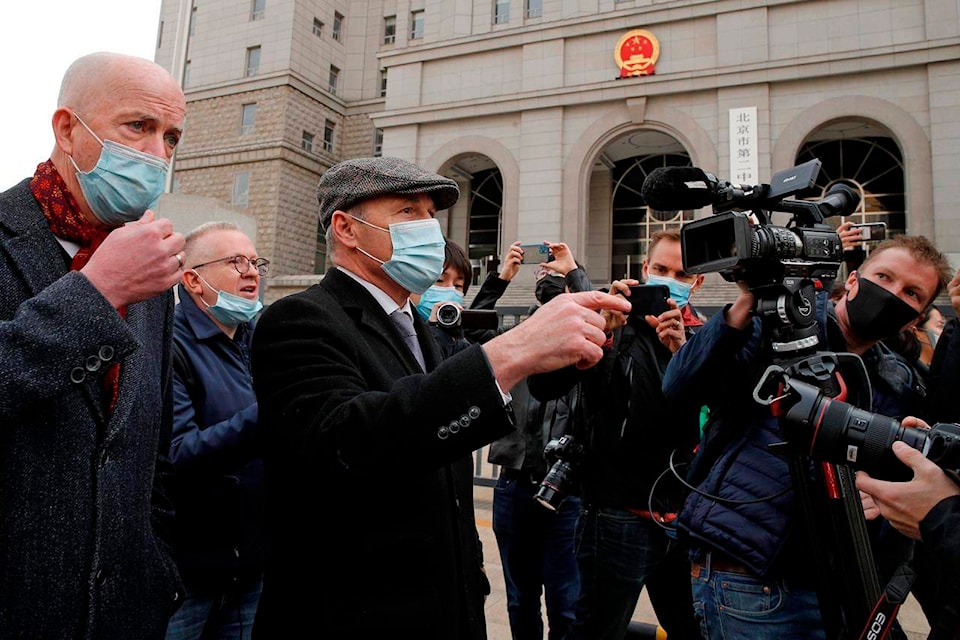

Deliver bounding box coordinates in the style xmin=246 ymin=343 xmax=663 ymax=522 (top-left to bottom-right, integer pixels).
xmin=0 ymin=0 xmax=165 ymax=191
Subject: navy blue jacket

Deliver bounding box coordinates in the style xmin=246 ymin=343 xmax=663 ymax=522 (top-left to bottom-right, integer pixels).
xmin=170 ymin=286 xmax=265 ymax=589
xmin=664 ymin=292 xmax=924 ymax=578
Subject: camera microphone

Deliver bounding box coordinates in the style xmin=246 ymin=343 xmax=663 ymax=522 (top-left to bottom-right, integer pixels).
xmin=641 ymin=167 xmax=719 ymax=211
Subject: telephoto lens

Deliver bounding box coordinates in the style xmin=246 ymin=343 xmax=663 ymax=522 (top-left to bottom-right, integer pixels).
xmin=781 ymin=376 xmax=960 ymax=481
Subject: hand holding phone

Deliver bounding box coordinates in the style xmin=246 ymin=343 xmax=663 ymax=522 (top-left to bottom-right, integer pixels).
xmin=627 ymin=285 xmax=670 ymax=323
xmin=519 ymin=243 xmax=553 ymax=265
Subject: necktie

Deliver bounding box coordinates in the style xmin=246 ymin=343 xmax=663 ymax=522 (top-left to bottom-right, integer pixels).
xmin=390 ymin=309 xmax=426 ymax=372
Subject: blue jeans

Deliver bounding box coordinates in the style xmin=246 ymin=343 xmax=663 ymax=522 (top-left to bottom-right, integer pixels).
xmin=165 ymin=578 xmax=262 ymax=640
xmin=493 ymin=470 xmax=580 ymax=640
xmin=572 ymin=506 xmax=697 ymax=640
xmin=691 ymin=553 xmax=825 ymax=640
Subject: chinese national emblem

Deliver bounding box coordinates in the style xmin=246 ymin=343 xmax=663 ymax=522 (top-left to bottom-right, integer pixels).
xmin=615 ymin=29 xmax=660 ymax=78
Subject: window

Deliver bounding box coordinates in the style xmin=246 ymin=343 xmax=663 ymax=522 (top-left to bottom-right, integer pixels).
xmin=250 ymin=0 xmax=265 ymax=20
xmin=323 ymin=120 xmax=335 ymax=152
xmin=379 ymin=69 xmax=387 ymax=97
xmin=373 ymin=128 xmax=383 ymax=157
xmin=494 ymin=0 xmax=509 ymax=24
xmin=313 ymin=18 xmax=323 ymax=37
xmin=328 ymin=65 xmax=340 ymax=95
xmin=233 ymin=172 xmax=249 ymax=207
xmin=245 ymin=46 xmax=261 ymax=76
xmin=157 ymin=21 xmax=164 ymax=48
xmin=383 ymin=15 xmax=396 ymax=44
xmin=240 ymin=103 xmax=257 ymax=135
xmin=189 ymin=5 xmax=197 ymax=36
xmin=182 ymin=60 xmax=191 ymax=88
xmin=332 ymin=12 xmax=343 ymax=41
xmin=301 ymin=131 xmax=314 ymax=153
xmin=525 ymin=0 xmax=542 ymax=18
xmin=410 ymin=10 xmax=424 ymax=39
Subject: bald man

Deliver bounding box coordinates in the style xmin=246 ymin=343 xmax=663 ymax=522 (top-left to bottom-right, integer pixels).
xmin=0 ymin=52 xmax=187 ymax=638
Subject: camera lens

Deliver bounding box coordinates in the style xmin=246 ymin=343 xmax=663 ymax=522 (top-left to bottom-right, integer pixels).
xmin=808 ymin=397 xmax=928 ymax=481
xmin=436 ymin=303 xmax=461 ymax=327
xmin=535 ymin=461 xmax=575 ymax=512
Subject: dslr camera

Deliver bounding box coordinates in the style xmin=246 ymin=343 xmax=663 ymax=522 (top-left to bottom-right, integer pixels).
xmin=535 ymin=435 xmax=585 ymax=511
xmin=773 ymin=370 xmax=960 ymax=483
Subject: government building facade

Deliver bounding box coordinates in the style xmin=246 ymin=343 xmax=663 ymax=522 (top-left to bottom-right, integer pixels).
xmin=155 ymin=0 xmax=960 ymax=301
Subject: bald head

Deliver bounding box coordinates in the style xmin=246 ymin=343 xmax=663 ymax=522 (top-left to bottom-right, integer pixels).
xmin=49 ymin=52 xmax=186 ymax=226
xmin=58 ymin=52 xmax=183 ymax=115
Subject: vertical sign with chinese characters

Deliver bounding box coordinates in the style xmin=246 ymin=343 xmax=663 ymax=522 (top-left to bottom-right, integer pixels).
xmin=729 ymin=107 xmax=758 ymax=185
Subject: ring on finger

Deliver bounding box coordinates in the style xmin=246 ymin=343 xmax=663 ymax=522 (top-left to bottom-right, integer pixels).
xmin=175 ymin=253 xmax=184 ymax=269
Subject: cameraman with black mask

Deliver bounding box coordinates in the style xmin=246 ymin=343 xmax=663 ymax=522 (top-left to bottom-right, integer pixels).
xmin=664 ymin=235 xmax=951 ymax=640
xmin=530 ymin=230 xmax=705 ymax=639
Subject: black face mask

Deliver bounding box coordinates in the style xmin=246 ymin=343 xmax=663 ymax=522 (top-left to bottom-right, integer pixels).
xmin=535 ymin=275 xmax=565 ymax=304
xmin=845 ymin=274 xmax=921 ymax=342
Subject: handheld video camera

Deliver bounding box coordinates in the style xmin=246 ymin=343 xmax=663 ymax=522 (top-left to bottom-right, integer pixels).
xmin=435 ymin=303 xmax=500 ymax=331
xmin=535 ymin=435 xmax=585 ymax=511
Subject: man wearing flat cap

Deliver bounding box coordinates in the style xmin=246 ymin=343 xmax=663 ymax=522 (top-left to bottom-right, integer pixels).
xmin=251 ymin=156 xmax=629 ymax=638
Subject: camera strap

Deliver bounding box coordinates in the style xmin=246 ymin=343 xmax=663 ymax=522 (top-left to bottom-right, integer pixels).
xmin=858 ymin=563 xmax=914 ymax=640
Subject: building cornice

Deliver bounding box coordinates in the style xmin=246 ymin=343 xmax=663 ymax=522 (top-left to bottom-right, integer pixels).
xmin=373 ymin=38 xmax=960 ymax=127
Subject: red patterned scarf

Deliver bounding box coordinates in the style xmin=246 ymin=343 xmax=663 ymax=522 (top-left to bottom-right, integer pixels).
xmin=30 ymin=160 xmax=123 ymax=412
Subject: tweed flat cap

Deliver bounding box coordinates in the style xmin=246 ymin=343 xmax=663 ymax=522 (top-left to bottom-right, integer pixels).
xmin=317 ymin=157 xmax=460 ymax=230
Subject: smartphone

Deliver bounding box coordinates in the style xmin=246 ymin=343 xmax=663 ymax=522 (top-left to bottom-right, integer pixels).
xmin=519 ymin=243 xmax=553 ymax=264
xmin=850 ymin=222 xmax=887 ymax=242
xmin=627 ymin=285 xmax=670 ymax=322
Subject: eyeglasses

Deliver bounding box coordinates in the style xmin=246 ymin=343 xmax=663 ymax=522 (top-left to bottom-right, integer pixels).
xmin=191 ymin=255 xmax=270 ymax=276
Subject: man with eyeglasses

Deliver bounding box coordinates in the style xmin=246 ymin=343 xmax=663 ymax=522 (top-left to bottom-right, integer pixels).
xmin=166 ymin=222 xmax=268 ymax=640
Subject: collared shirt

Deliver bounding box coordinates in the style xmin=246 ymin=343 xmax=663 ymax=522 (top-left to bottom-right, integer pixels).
xmin=336 ymin=266 xmax=511 ymax=403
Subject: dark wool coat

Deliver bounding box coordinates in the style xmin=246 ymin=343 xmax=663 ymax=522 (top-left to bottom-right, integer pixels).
xmin=0 ymin=179 xmax=182 ymax=638
xmin=251 ymin=268 xmax=514 ymax=639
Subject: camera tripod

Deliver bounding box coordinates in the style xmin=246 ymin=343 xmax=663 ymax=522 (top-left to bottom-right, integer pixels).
xmin=748 ymin=277 xmax=910 ymax=640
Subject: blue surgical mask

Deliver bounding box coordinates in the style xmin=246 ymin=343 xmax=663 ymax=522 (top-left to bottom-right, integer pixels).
xmin=645 ymin=273 xmax=694 ymax=308
xmin=69 ymin=113 xmax=169 ymax=227
xmin=352 ymin=216 xmax=446 ymax=294
xmin=416 ymin=285 xmax=464 ymax=320
xmin=193 ymin=272 xmax=263 ymax=326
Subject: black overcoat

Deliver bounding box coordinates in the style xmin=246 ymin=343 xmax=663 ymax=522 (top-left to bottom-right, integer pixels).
xmin=251 ymin=268 xmax=514 ymax=638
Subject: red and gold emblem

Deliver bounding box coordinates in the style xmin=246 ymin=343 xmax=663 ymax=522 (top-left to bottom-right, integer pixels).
xmin=615 ymin=29 xmax=660 ymax=78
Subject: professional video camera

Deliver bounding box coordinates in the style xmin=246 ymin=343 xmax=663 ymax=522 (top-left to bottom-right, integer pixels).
xmin=643 ymin=159 xmax=860 ymax=357
xmin=534 ymin=435 xmax=585 ymax=511
xmin=435 ymin=303 xmax=499 ymax=330
xmin=641 ymin=159 xmax=858 ymax=286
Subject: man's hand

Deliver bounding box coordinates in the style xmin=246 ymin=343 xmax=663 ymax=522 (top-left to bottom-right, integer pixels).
xmin=81 ymin=210 xmax=186 ymax=309
xmin=723 ymin=284 xmax=755 ymax=330
xmin=602 ymin=279 xmax=636 ymax=332
xmin=499 ymin=241 xmax=523 ymax=282
xmin=647 ymin=299 xmax=685 ymax=354
xmin=541 ymin=242 xmax=578 ymax=277
xmin=836 ymin=220 xmax=864 ymax=251
xmin=483 ymin=290 xmax=631 ymax=391
xmin=856 ymin=439 xmax=960 ymax=540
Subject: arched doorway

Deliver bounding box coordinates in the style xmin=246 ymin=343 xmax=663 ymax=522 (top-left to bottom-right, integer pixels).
xmin=796 ymin=121 xmax=905 ymax=244
xmin=590 ymin=130 xmax=692 ymax=281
